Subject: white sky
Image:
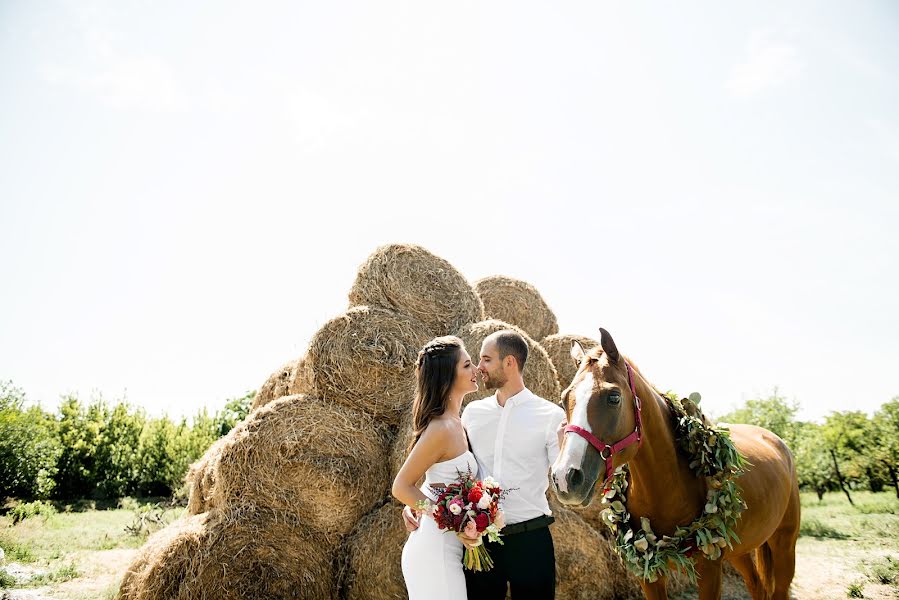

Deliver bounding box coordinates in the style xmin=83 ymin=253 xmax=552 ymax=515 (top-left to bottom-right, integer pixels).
xmin=1 ymin=1 xmax=897 ymax=423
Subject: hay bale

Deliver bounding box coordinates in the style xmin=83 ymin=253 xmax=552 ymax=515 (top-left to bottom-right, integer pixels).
xmin=252 ymin=355 xmax=314 ymax=411
xmin=541 ymin=334 xmax=599 ymax=393
xmin=387 ymin=409 xmax=426 ymax=492
xmin=340 ymin=502 xmax=408 ymax=600
xmin=117 ymin=513 xmax=209 ymax=600
xmin=551 ymin=503 xmax=642 ymax=600
xmin=185 ymin=437 xmax=228 ymax=515
xmin=348 ymin=244 xmax=484 ymax=336
xmin=212 ymin=394 xmax=392 ymax=537
xmin=340 ymin=502 xmax=409 ymax=600
xmin=550 ymin=496 xmax=699 ymax=598
xmin=119 ymin=507 xmax=337 ymax=600
xmin=456 ymin=320 xmax=561 ymax=406
xmin=307 ymin=306 xmax=429 ymax=423
xmin=474 ymin=276 xmax=559 ymax=341
xmin=188 ymin=505 xmax=337 ymax=600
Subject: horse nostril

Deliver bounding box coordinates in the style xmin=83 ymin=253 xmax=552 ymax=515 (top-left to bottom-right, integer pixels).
xmin=565 ymin=467 xmax=583 ymax=489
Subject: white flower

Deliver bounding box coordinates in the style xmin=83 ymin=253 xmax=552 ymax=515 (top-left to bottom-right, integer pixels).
xmin=483 ymin=476 xmax=499 ymax=489
xmin=477 ymin=495 xmax=491 ymax=510
xmin=449 ymin=503 xmax=462 ymax=515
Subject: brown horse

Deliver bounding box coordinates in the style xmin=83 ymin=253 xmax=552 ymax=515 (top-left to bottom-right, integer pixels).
xmin=550 ymin=329 xmax=800 ymax=600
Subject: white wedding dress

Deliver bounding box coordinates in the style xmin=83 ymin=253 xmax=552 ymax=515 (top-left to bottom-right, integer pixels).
xmin=401 ymin=450 xmax=478 ymax=600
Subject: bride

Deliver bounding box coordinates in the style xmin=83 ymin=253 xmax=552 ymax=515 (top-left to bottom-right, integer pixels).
xmin=391 ymin=335 xmax=480 ymax=600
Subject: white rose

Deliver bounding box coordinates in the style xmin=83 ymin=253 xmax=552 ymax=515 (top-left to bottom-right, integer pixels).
xmin=449 ymin=503 xmax=462 ymax=515
xmin=477 ymin=495 xmax=491 ymax=510
xmin=483 ymin=476 xmax=499 ymax=489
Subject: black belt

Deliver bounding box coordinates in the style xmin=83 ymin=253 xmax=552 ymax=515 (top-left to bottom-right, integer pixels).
xmin=502 ymin=514 xmax=555 ymax=536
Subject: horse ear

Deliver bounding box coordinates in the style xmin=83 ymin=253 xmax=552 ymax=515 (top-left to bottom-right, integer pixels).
xmin=570 ymin=340 xmax=586 ymax=366
xmin=599 ymin=328 xmax=620 ymax=363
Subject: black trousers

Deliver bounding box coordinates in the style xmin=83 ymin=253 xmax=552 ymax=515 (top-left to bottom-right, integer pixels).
xmin=463 ymin=525 xmax=555 ymax=600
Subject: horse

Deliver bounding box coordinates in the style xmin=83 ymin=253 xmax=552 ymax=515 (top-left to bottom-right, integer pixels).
xmin=550 ymin=328 xmax=800 ymax=600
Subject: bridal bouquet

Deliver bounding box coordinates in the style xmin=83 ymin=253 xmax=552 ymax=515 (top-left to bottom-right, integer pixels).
xmin=416 ymin=467 xmax=510 ymax=571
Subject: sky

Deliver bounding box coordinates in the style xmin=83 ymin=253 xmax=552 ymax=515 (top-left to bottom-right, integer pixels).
xmin=1 ymin=1 xmax=897 ymax=423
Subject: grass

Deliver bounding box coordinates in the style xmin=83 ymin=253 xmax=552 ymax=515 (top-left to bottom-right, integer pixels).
xmin=800 ymin=490 xmax=899 ymax=545
xmin=865 ymin=555 xmax=899 ymax=585
xmin=846 ymin=581 xmax=865 ymax=598
xmin=0 ymin=497 xmax=184 ymax=597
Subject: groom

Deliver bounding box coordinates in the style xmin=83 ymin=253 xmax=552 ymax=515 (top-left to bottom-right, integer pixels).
xmin=403 ymin=329 xmax=565 ymax=599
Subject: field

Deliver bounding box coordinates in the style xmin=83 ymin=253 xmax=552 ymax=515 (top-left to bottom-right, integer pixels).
xmin=1 ymin=492 xmax=897 ymax=600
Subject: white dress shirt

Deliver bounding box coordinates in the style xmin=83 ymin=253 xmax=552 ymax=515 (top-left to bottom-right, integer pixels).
xmin=461 ymin=387 xmax=566 ymax=526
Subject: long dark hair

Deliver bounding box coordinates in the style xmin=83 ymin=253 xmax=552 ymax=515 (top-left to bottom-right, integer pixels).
xmin=409 ymin=336 xmax=464 ymax=452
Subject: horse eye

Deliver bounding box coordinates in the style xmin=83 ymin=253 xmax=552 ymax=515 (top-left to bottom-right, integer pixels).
xmin=607 ymin=392 xmax=621 ymax=405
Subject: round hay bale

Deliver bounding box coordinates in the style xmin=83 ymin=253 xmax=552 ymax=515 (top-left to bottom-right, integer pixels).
xmin=252 ymin=359 xmax=296 ymax=410
xmin=212 ymin=394 xmax=392 ymax=536
xmin=455 ymin=320 xmax=561 ymax=407
xmin=340 ymin=502 xmax=408 ymax=600
xmin=117 ymin=513 xmax=209 ymax=600
xmin=348 ymin=244 xmax=484 ymax=336
xmin=541 ymin=334 xmax=599 ymax=393
xmin=307 ymin=306 xmax=429 ymax=423
xmin=550 ymin=503 xmax=641 ymax=600
xmin=387 ymin=409 xmax=424 ymax=492
xmin=474 ymin=276 xmax=559 ymax=341
xmin=185 ymin=437 xmax=228 ymax=515
xmin=549 ymin=496 xmax=696 ymax=598
xmin=186 ymin=505 xmax=337 ymax=600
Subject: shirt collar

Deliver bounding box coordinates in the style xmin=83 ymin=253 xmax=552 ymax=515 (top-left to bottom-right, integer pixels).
xmin=495 ymin=387 xmax=530 ymax=408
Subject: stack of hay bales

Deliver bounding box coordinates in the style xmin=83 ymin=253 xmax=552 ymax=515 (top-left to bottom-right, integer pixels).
xmin=119 ymin=243 xmax=677 ymax=600
xmin=541 ymin=333 xmax=600 ymax=393
xmin=475 ymin=275 xmax=559 ymax=341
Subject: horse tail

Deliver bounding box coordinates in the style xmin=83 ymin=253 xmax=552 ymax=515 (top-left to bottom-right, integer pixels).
xmin=756 ymin=541 xmax=776 ymax=598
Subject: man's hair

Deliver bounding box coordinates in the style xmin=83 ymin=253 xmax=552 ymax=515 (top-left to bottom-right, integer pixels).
xmin=493 ymin=330 xmax=528 ymax=373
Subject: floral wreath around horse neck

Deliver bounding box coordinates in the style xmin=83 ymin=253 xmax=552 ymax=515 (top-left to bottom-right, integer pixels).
xmin=600 ymin=392 xmax=749 ymax=584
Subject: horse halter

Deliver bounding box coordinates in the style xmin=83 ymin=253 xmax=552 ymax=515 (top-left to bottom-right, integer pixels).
xmin=564 ymin=361 xmax=644 ymax=486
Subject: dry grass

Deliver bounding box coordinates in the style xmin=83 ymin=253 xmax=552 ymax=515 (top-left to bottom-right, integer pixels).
xmin=339 ymin=502 xmax=408 ymax=600
xmin=211 ymin=394 xmax=392 ymax=537
xmin=307 ymin=306 xmax=430 ymax=424
xmin=251 ymin=355 xmax=314 ymax=411
xmin=475 ymin=275 xmax=559 ymax=341
xmin=184 ymin=437 xmax=227 ymax=515
xmin=118 ymin=506 xmax=336 ymax=600
xmin=348 ymin=243 xmax=484 ymax=336
xmin=541 ymin=333 xmax=599 ymax=393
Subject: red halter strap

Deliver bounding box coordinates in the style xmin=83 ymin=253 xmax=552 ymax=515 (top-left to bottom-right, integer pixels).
xmin=563 ymin=361 xmax=643 ymax=486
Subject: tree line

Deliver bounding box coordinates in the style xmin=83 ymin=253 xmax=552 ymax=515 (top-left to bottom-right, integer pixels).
xmin=0 ymin=380 xmax=252 ymax=501
xmin=716 ymin=390 xmax=899 ymax=503
xmin=2 ymin=380 xmax=896 ymax=503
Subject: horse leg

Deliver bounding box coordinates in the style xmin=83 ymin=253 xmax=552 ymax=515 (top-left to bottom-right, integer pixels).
xmin=695 ymin=558 xmax=723 ymax=600
xmin=764 ymin=484 xmax=801 ymax=600
xmin=638 ymin=574 xmax=668 ymax=600
xmin=728 ymin=553 xmax=767 ymax=600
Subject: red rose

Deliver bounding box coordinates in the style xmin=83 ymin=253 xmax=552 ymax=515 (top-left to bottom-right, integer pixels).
xmin=475 ymin=513 xmax=489 ymax=532
xmin=468 ymin=488 xmax=483 ymax=503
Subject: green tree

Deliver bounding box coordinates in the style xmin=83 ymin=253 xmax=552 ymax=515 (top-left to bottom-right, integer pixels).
xmin=718 ymin=389 xmax=800 ymax=448
xmin=872 ymin=398 xmax=899 ymax=498
xmin=0 ymin=381 xmax=61 ymax=499
xmin=822 ymin=411 xmax=874 ymax=506
xmin=94 ymin=401 xmax=146 ymax=497
xmin=792 ymin=422 xmax=835 ymax=500
xmin=214 ymin=391 xmax=254 ymax=436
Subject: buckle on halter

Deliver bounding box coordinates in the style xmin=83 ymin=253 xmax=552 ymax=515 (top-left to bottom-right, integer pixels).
xmin=599 ymin=445 xmax=613 ymax=460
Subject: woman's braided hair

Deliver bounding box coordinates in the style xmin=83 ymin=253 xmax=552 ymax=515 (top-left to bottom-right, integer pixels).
xmin=409 ymin=336 xmax=464 ymax=452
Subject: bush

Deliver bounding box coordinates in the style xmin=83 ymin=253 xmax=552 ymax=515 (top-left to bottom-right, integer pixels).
xmin=0 ymin=381 xmax=62 ymax=499
xmin=9 ymin=500 xmax=58 ymax=525
xmin=0 ymin=566 xmax=17 ymax=588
